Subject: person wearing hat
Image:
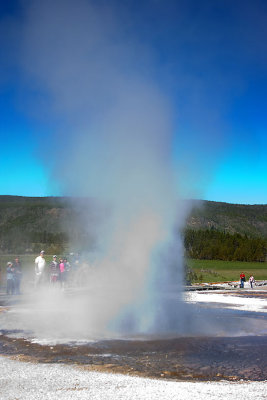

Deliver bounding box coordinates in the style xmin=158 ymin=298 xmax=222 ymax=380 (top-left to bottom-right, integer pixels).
xmin=49 ymin=255 xmax=59 ymax=284
xmin=34 ymin=250 xmax=46 ymax=287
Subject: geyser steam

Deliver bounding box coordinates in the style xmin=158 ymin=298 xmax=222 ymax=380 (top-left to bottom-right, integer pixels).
xmin=16 ymin=0 xmax=188 ymax=338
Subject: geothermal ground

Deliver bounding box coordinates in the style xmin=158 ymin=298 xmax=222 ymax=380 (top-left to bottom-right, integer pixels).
xmin=0 ymin=286 xmax=267 ymax=399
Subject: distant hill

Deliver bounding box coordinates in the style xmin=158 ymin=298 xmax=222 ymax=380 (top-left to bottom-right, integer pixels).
xmin=186 ymin=200 xmax=267 ymax=238
xmin=0 ymin=195 xmax=266 ymax=255
xmin=0 ymin=196 xmax=99 ymax=254
xmin=185 ymin=200 xmax=267 ymax=262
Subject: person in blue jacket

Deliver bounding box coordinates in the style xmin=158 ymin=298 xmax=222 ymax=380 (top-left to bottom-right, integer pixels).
xmin=6 ymin=262 xmax=15 ymax=295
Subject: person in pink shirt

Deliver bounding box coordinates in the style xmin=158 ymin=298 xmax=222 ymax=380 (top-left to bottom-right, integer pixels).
xmin=59 ymin=258 xmax=66 ymax=289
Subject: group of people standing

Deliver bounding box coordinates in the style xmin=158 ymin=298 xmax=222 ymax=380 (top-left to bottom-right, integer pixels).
xmin=240 ymin=272 xmax=255 ymax=288
xmin=5 ymin=251 xmax=72 ymax=295
xmin=6 ymin=257 xmax=22 ymax=295
xmin=5 ymin=252 xmax=258 ymax=294
xmin=35 ymin=250 xmax=71 ymax=288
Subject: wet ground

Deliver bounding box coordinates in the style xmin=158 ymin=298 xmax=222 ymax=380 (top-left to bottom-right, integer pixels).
xmin=0 ymin=331 xmax=267 ymax=381
xmin=1 ymin=289 xmax=267 ymax=382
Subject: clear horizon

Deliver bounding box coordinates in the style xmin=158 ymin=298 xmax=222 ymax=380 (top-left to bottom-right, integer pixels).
xmin=0 ymin=193 xmax=266 ymax=206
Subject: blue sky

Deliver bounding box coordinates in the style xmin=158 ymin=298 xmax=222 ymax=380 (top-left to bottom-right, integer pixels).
xmin=0 ymin=0 xmax=266 ymax=204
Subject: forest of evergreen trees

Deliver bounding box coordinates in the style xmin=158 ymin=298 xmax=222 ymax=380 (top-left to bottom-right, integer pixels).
xmin=0 ymin=196 xmax=266 ymax=261
xmin=184 ymin=228 xmax=267 ymax=262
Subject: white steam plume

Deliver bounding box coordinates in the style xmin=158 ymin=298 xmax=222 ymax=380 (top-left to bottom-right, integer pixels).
xmin=16 ymin=0 xmax=189 ymax=339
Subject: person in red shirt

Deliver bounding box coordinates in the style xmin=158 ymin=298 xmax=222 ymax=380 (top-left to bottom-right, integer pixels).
xmin=240 ymin=272 xmax=246 ymax=288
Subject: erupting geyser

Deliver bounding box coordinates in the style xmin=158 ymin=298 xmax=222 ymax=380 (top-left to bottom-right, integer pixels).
xmin=4 ymin=0 xmax=189 ymax=341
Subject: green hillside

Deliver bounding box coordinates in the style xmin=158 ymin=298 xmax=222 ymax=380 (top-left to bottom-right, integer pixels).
xmin=187 ymin=200 xmax=267 ymax=238
xmin=184 ymin=201 xmax=267 ymax=262
xmin=0 ymin=196 xmax=98 ymax=254
xmin=0 ymin=196 xmax=266 ymax=261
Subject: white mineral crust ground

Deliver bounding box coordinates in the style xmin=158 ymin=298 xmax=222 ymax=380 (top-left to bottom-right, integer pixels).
xmin=0 ymin=356 xmax=266 ymax=400
xmin=184 ymin=290 xmax=267 ymax=313
xmin=1 ymin=288 xmax=267 ymax=399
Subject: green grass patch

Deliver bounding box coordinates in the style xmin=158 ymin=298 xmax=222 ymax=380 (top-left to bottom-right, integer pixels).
xmin=187 ymin=259 xmax=267 ymax=283
xmin=1 ymin=255 xmax=267 ymax=286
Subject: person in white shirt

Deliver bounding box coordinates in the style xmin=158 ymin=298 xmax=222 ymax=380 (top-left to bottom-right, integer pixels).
xmin=34 ymin=250 xmax=46 ymax=286
xmin=249 ymin=274 xmax=255 ymax=289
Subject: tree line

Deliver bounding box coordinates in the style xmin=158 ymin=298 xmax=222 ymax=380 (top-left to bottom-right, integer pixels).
xmin=0 ymin=229 xmax=68 ymax=254
xmin=184 ymin=228 xmax=267 ymax=262
xmin=1 ymin=223 xmax=266 ymax=263
xmin=0 ymin=196 xmax=266 ymax=261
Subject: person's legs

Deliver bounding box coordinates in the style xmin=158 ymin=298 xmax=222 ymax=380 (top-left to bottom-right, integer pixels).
xmin=6 ymin=279 xmax=12 ymax=294
xmin=14 ymin=278 xmax=18 ymax=294
xmin=11 ymin=279 xmax=15 ymax=294
xmin=35 ymin=273 xmax=41 ymax=288
xmin=17 ymin=278 xmax=21 ymax=294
